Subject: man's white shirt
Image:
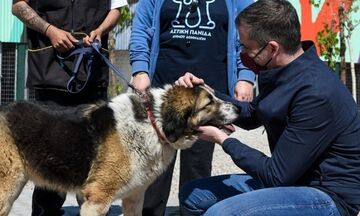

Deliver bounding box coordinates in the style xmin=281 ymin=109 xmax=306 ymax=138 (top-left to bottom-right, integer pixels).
xmin=110 ymin=0 xmax=128 ymax=9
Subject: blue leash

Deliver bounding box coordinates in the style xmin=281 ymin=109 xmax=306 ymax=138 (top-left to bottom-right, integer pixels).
xmin=57 ymin=40 xmax=135 ymax=94
xmin=90 ymin=41 xmax=136 ymax=90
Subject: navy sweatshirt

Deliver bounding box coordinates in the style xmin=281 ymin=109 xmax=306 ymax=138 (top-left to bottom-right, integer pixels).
xmin=216 ymin=41 xmax=360 ymax=216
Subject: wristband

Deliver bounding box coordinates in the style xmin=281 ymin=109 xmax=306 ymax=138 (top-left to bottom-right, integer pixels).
xmin=44 ymin=24 xmax=52 ymax=36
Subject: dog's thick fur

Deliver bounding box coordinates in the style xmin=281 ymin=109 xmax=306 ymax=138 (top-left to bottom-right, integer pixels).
xmin=0 ymin=85 xmax=238 ymax=216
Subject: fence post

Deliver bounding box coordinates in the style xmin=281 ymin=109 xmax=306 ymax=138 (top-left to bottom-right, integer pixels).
xmin=16 ymin=43 xmax=26 ymax=101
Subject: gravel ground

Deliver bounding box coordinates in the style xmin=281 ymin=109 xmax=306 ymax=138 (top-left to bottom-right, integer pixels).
xmin=10 ymin=127 xmax=269 ymax=216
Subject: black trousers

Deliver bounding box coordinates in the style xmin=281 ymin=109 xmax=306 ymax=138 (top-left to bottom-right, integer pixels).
xmin=32 ymin=87 xmax=107 ymax=216
xmin=142 ymin=139 xmax=215 ymax=216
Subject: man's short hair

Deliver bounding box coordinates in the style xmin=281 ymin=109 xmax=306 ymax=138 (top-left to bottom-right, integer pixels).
xmin=236 ymin=0 xmax=301 ymax=54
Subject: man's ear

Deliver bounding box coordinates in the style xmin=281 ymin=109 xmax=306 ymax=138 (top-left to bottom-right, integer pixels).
xmin=268 ymin=40 xmax=280 ymax=56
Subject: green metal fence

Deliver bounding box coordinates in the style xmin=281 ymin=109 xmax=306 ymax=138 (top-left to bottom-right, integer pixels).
xmin=0 ymin=42 xmax=27 ymax=105
xmin=0 ymin=0 xmax=24 ymax=43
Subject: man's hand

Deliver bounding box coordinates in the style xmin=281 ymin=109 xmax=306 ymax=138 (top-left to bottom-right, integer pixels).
xmin=82 ymin=8 xmax=121 ymax=47
xmin=197 ymin=126 xmax=229 ymax=144
xmin=132 ymin=72 xmax=151 ymax=93
xmin=46 ymin=25 xmax=78 ymax=53
xmin=83 ymin=29 xmax=102 ymax=46
xmin=175 ymin=72 xmax=204 ymax=88
xmin=234 ymin=80 xmax=254 ymax=102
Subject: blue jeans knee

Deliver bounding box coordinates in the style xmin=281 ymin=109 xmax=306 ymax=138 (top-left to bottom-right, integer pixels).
xmin=179 ymin=174 xmax=262 ymax=216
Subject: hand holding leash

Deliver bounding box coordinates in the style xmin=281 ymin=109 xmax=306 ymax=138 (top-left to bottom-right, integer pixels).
xmin=132 ymin=72 xmax=151 ymax=93
xmin=46 ymin=25 xmax=79 ymax=53
xmin=83 ymin=30 xmax=102 ymax=46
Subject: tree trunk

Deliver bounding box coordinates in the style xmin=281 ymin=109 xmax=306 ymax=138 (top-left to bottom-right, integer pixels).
xmin=350 ymin=61 xmax=357 ymax=102
xmin=346 ymin=35 xmax=357 ymax=102
xmin=339 ymin=1 xmax=347 ymax=84
xmin=108 ymin=30 xmax=122 ymax=98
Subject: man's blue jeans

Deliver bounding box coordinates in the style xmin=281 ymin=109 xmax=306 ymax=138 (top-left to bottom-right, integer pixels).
xmin=179 ymin=174 xmax=341 ymax=216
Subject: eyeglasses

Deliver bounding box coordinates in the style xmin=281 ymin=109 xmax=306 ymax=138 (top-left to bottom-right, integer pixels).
xmin=253 ymin=43 xmax=269 ymax=59
xmin=188 ymin=0 xmax=199 ymax=13
xmin=240 ymin=42 xmax=268 ymax=58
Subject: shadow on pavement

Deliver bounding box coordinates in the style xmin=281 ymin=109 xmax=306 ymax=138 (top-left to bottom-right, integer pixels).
xmin=62 ymin=205 xmax=180 ymax=216
xmin=62 ymin=205 xmax=122 ymax=216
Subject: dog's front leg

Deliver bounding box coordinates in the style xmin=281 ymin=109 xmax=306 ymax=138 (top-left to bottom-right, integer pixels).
xmin=79 ymin=184 xmax=114 ymax=216
xmin=122 ymin=190 xmax=145 ymax=216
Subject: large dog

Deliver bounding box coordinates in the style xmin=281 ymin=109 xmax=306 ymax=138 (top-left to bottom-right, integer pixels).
xmin=0 ymin=84 xmax=239 ymax=216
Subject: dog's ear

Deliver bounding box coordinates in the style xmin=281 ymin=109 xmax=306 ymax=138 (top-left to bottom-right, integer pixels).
xmin=162 ymin=108 xmax=192 ymax=143
xmin=187 ymin=86 xmax=212 ymax=128
xmin=161 ymin=85 xmax=198 ymax=143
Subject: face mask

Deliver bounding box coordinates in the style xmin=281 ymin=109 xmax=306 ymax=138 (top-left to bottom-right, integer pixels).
xmin=240 ymin=44 xmax=272 ymax=74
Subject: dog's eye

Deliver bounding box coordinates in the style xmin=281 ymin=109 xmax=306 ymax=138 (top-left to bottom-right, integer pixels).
xmin=203 ymin=101 xmax=211 ymax=109
xmin=206 ymin=95 xmax=214 ymax=105
xmin=195 ymin=91 xmax=214 ymax=111
xmin=200 ymin=100 xmax=212 ymax=110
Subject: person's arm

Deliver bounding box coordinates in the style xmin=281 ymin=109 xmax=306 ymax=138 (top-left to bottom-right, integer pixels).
xmin=234 ymin=81 xmax=254 ymax=102
xmin=83 ymin=8 xmax=122 ymax=46
xmin=12 ymin=0 xmax=49 ymax=35
xmin=235 ymin=38 xmax=256 ymax=101
xmin=223 ymin=94 xmax=338 ymax=187
xmin=129 ymin=0 xmax=155 ymax=92
xmin=234 ymin=0 xmax=256 ymax=102
xmin=12 ymin=0 xmax=78 ymax=52
xmin=83 ymin=0 xmax=128 ymax=45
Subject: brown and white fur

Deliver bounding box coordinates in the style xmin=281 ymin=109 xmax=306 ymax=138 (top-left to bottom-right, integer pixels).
xmin=0 ymin=84 xmax=239 ymax=216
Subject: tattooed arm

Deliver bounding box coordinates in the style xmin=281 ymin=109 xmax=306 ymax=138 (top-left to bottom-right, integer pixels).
xmin=12 ymin=0 xmax=78 ymax=52
xmin=11 ymin=0 xmax=49 ymax=34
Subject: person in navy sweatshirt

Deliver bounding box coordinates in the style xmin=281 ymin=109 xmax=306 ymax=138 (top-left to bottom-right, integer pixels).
xmin=129 ymin=0 xmax=255 ymax=215
xmin=175 ymin=0 xmax=360 ymax=215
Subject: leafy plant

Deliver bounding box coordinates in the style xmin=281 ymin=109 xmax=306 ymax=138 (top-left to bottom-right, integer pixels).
xmin=310 ymin=0 xmax=322 ymax=7
xmin=310 ymin=0 xmax=359 ymax=101
xmin=108 ymin=79 xmax=123 ymax=97
xmin=316 ymin=23 xmax=340 ymax=70
xmin=118 ymin=6 xmax=133 ymax=31
xmin=310 ymin=0 xmax=359 ymax=72
xmin=109 ymin=1 xmax=138 ymax=96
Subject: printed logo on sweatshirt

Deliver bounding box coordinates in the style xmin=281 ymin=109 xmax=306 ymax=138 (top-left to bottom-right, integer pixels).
xmin=170 ymin=0 xmax=216 ymax=41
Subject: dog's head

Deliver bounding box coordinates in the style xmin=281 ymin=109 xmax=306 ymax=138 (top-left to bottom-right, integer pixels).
xmin=160 ymin=85 xmax=239 ymax=149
